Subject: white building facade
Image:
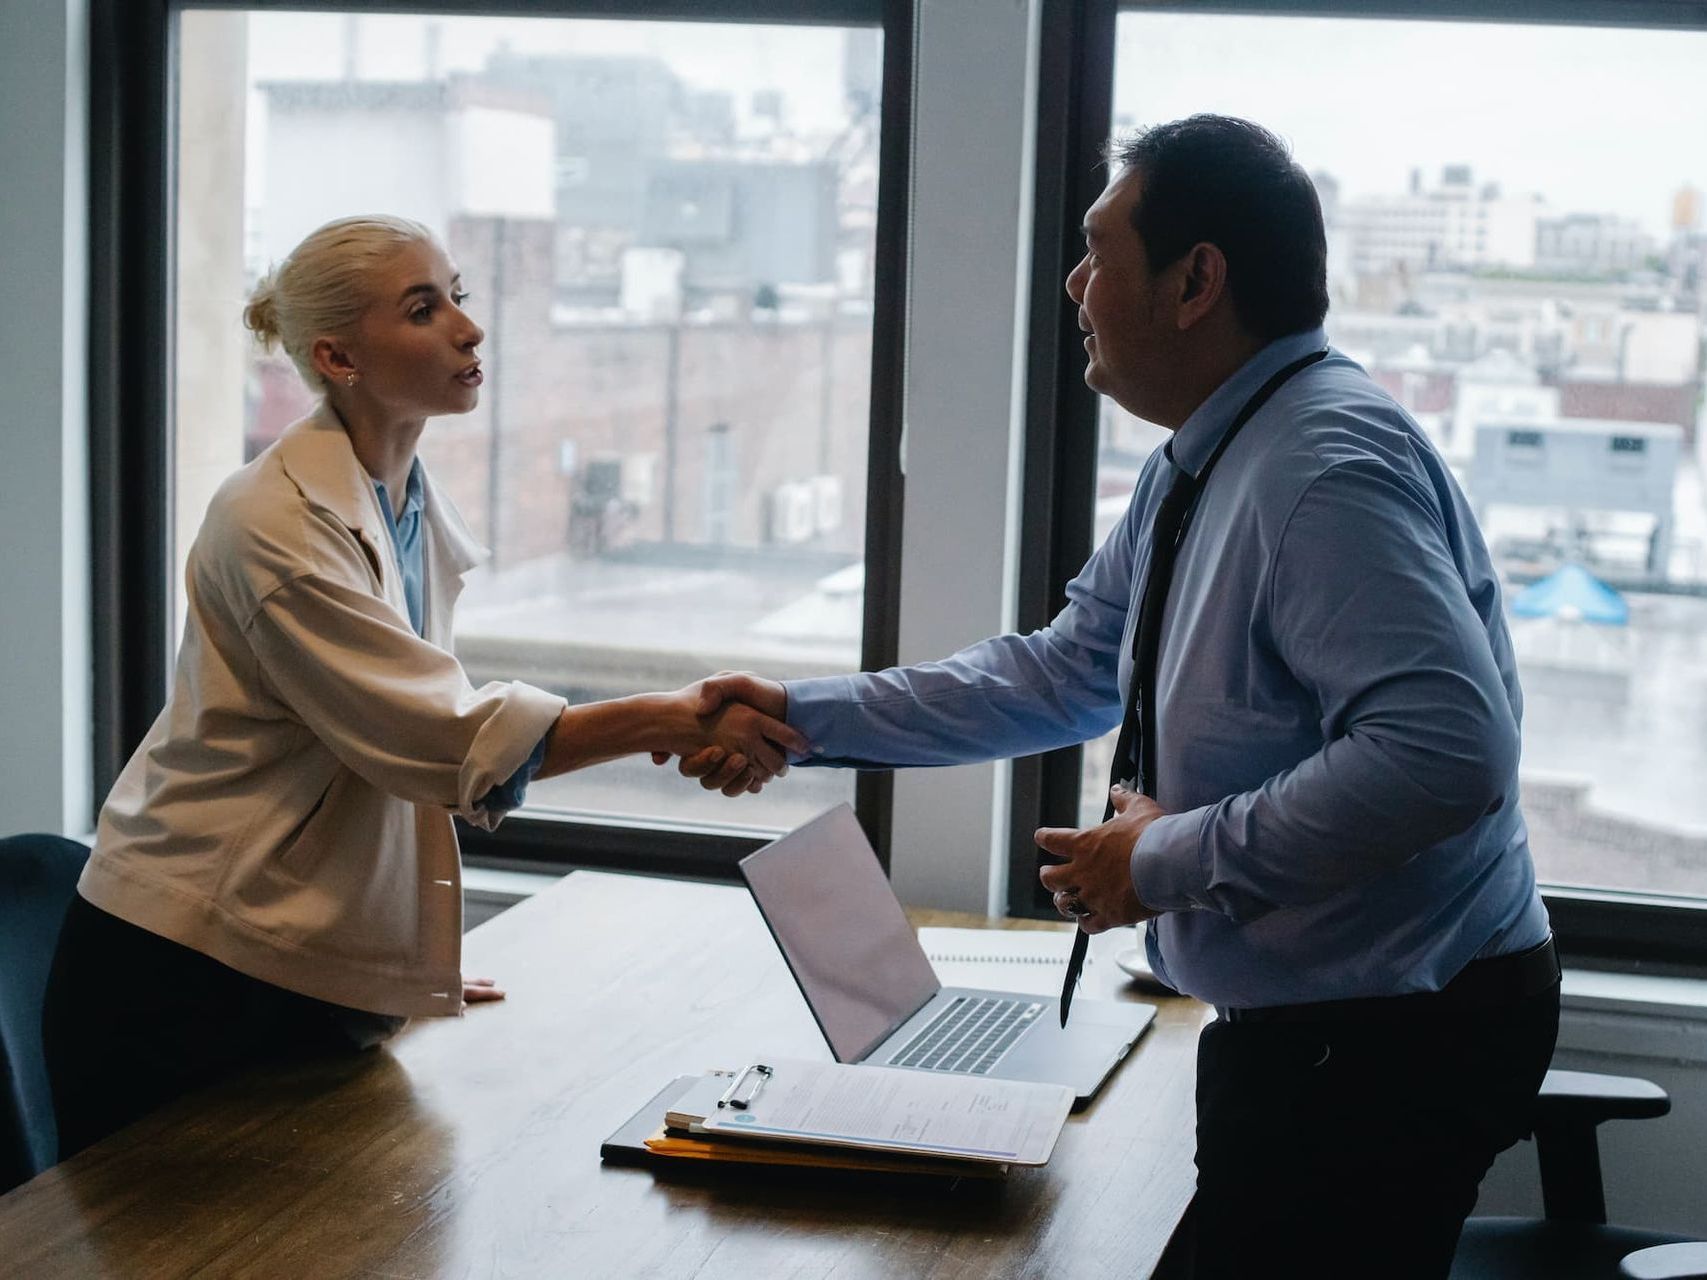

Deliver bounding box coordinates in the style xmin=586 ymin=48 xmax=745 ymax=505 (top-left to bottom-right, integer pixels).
xmin=1339 ymin=165 xmax=1541 ymax=274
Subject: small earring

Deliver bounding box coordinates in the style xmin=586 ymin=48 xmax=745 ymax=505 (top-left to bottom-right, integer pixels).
xmin=344 ymin=373 xmax=357 ymax=387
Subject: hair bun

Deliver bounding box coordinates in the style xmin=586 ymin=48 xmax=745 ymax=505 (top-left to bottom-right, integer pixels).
xmin=243 ymin=276 xmax=282 ymax=349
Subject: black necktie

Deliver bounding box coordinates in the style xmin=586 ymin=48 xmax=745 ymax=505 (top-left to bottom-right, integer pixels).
xmin=1058 ymin=461 xmax=1193 ymax=1026
xmin=1056 ymin=349 xmax=1328 ymax=1027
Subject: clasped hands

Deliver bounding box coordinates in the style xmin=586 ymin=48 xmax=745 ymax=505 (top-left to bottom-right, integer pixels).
xmin=654 ymin=671 xmax=802 ymax=796
xmin=651 ymin=675 xmax=1166 ymax=932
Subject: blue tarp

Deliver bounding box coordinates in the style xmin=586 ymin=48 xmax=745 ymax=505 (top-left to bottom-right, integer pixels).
xmin=1510 ymin=563 xmax=1629 ymax=625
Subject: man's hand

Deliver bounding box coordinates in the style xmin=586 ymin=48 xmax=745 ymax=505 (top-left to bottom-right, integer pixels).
xmin=1035 ymin=785 xmax=1166 ymax=934
xmin=650 ymin=672 xmax=803 ymax=797
xmin=694 ymin=671 xmax=788 ymax=721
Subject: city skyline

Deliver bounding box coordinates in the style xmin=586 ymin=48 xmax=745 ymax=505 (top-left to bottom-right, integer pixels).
xmin=242 ymin=10 xmax=1706 ymax=246
xmin=1114 ymin=13 xmax=1707 ymax=243
xmin=171 ymin=10 xmax=1707 ymax=875
xmin=247 ymin=13 xmax=867 ymax=137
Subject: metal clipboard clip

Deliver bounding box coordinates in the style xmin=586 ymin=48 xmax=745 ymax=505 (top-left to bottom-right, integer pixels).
xmin=716 ymin=1063 xmax=773 ymax=1111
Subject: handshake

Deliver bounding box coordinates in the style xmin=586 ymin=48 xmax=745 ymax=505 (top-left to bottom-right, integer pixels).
xmin=650 ymin=671 xmax=805 ymax=797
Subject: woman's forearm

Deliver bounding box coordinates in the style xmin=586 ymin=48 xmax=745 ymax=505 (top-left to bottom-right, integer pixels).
xmin=534 ymin=693 xmax=691 ymax=781
xmin=532 ymin=681 xmax=809 ymax=786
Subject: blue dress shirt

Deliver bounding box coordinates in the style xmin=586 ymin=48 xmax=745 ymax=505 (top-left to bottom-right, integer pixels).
xmin=374 ymin=461 xmax=549 ymax=813
xmin=784 ymin=326 xmax=1549 ymax=1008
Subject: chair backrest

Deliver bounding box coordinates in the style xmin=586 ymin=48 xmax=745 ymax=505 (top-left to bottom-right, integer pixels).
xmin=0 ymin=834 xmax=90 ymax=1192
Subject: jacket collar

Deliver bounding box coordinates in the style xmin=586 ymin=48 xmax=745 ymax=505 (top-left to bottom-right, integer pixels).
xmin=420 ymin=464 xmax=486 ymax=578
xmin=275 ymin=402 xmax=389 ymax=538
xmin=274 ymin=401 xmax=486 ymax=578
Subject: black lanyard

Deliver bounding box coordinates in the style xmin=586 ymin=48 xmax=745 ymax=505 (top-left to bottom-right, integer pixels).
xmin=1115 ymin=347 xmax=1329 ymax=802
xmin=1062 ymin=347 xmax=1329 ymax=1026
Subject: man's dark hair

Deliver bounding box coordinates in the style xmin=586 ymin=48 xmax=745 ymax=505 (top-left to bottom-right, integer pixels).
xmin=1110 ymin=115 xmax=1329 ymax=341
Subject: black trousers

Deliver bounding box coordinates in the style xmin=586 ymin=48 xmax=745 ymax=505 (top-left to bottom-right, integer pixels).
xmin=41 ymin=894 xmax=391 ymax=1161
xmin=1186 ymin=980 xmax=1561 ymax=1280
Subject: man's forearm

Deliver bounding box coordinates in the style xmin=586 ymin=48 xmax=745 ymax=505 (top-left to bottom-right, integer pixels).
xmin=786 ymin=630 xmax=1124 ymax=769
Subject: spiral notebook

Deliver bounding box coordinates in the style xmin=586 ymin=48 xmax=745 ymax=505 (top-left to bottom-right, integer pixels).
xmin=918 ymin=926 xmax=1088 ymax=999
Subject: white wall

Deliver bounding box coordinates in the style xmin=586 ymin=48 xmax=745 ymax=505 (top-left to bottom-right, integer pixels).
xmin=449 ymin=106 xmax=555 ymax=219
xmin=1482 ymin=193 xmax=1540 ymax=269
xmin=262 ymin=104 xmax=447 ymax=264
xmin=0 ymin=0 xmax=90 ymax=836
xmin=174 ymin=12 xmax=250 ymax=635
xmin=261 ymin=98 xmax=556 ymax=266
xmin=886 ymin=0 xmax=1040 ymax=916
xmin=1622 ymin=311 xmax=1699 ymax=384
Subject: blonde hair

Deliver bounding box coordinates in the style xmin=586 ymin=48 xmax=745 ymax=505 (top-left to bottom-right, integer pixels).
xmin=242 ymin=215 xmax=439 ymax=388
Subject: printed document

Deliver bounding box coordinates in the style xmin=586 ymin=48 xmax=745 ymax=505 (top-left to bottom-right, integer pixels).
xmin=696 ymin=1057 xmax=1073 ymax=1166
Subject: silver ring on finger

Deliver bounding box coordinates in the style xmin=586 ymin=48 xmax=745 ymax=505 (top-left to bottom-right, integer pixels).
xmin=1054 ymin=890 xmax=1089 ymax=919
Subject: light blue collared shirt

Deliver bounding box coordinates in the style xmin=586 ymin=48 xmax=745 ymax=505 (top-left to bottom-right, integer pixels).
xmin=373 ymin=461 xmax=548 ymax=813
xmin=372 ymin=461 xmax=427 ymax=636
xmin=784 ymin=327 xmax=1548 ymax=1008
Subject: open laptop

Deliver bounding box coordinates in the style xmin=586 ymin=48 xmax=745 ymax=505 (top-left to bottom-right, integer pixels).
xmin=739 ymin=803 xmax=1154 ymax=1107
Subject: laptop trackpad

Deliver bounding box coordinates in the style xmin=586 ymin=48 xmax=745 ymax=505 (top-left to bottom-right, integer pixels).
xmin=978 ymin=995 xmax=1154 ymax=1099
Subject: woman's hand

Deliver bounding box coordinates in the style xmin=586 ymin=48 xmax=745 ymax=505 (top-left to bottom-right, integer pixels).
xmin=679 ymin=677 xmax=807 ymax=792
xmin=650 ymin=673 xmax=805 ymax=797
xmin=536 ymin=679 xmax=808 ymax=787
xmin=461 ymin=975 xmax=505 ymax=1013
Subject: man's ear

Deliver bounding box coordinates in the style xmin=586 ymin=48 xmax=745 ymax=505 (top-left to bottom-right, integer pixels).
xmin=310 ymin=335 xmax=356 ymax=385
xmin=1176 ymin=242 xmax=1228 ymax=330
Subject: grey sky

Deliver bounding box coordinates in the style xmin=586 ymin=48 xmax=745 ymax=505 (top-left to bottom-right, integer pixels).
xmin=1115 ymin=13 xmax=1707 ymax=238
xmin=241 ymin=10 xmax=1704 ymax=238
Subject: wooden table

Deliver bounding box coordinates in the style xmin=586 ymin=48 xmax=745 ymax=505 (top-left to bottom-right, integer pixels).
xmin=0 ymin=871 xmax=1205 ymax=1278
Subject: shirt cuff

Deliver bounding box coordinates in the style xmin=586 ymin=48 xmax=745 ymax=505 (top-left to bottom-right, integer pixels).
xmin=780 ymin=674 xmax=864 ymax=766
xmin=1131 ymin=807 xmax=1211 ymax=913
xmin=475 ymin=725 xmax=553 ymax=814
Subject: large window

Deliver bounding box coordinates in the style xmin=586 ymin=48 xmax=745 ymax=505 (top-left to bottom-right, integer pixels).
xmin=96 ymin=0 xmax=1704 ymax=946
xmin=172 ymin=8 xmax=893 ymax=840
xmin=1073 ymin=11 xmax=1707 ymax=904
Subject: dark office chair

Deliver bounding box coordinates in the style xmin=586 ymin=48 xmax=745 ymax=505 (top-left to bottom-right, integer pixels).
xmin=1451 ymin=1068 xmax=1707 ymax=1280
xmin=0 ymin=834 xmax=89 ymax=1193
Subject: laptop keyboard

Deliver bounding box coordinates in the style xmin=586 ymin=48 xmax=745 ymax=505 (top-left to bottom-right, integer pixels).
xmin=887 ymin=995 xmax=1044 ymax=1075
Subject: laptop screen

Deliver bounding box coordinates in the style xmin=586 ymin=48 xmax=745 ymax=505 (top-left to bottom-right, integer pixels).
xmin=739 ymin=803 xmax=942 ymax=1063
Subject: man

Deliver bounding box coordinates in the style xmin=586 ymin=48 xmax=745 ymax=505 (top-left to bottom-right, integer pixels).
xmin=680 ymin=115 xmax=1558 ymax=1278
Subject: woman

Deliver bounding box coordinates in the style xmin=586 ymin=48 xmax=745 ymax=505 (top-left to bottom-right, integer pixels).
xmin=43 ymin=215 xmax=800 ymax=1158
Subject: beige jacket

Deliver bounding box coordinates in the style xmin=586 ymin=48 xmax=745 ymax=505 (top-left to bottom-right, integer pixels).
xmin=81 ymin=405 xmax=566 ymax=1018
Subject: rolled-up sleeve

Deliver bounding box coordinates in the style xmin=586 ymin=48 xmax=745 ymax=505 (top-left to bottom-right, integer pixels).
xmin=245 ymin=571 xmax=566 ymax=829
xmin=1133 ymin=459 xmax=1519 ymax=920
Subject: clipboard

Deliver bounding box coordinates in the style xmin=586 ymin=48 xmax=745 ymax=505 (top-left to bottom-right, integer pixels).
xmin=600 ymin=1076 xmax=701 ymax=1168
xmin=601 ymin=1076 xmax=1006 ymax=1180
xmin=668 ymin=1057 xmax=1074 ymax=1168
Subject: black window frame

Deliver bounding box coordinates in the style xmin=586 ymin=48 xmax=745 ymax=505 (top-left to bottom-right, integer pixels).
xmin=91 ymin=0 xmax=912 ymax=883
xmin=1008 ymin=0 xmax=1707 ymax=973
